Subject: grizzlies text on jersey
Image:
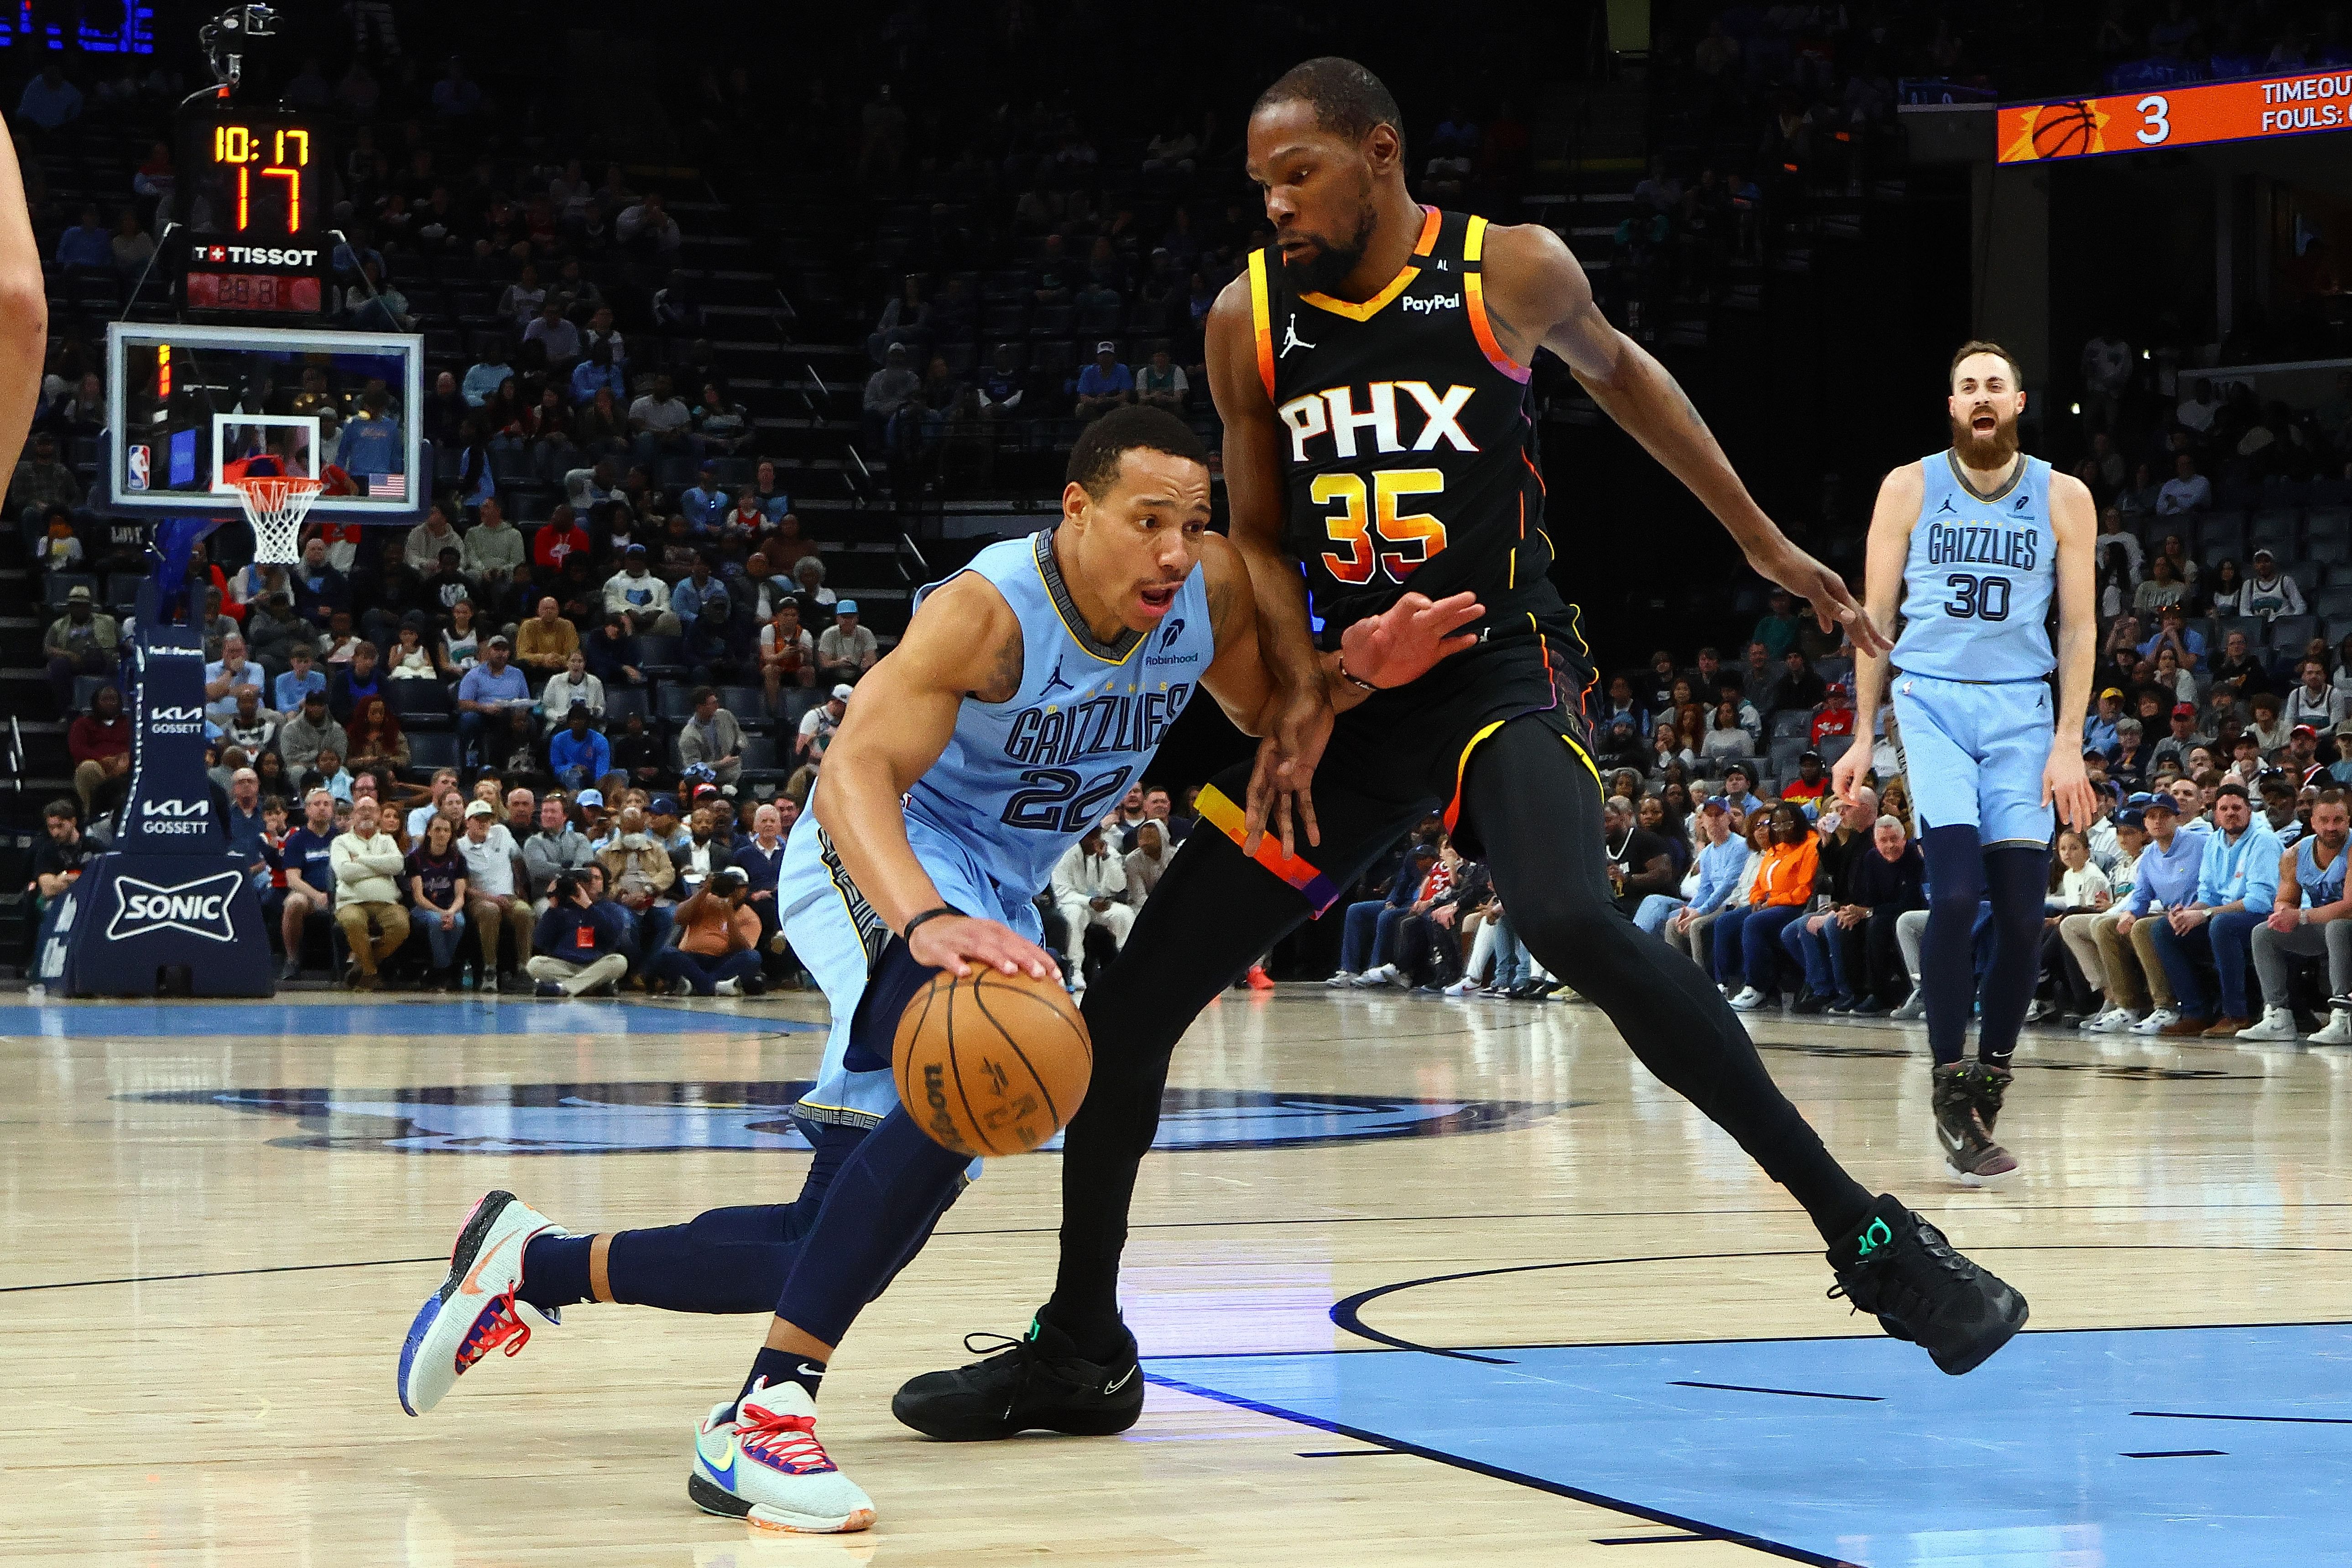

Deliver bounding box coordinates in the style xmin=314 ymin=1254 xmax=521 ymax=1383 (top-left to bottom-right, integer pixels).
xmin=1893 ymin=450 xmax=2057 ymax=684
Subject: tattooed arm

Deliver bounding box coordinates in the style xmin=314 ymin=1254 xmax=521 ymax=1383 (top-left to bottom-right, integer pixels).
xmin=808 ymin=571 xmax=1057 ymax=979
xmin=1477 ymin=223 xmax=1888 ymax=655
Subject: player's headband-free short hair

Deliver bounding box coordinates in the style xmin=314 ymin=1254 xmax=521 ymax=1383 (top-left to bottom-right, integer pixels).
xmin=1950 ymin=338 xmax=2023 ymax=388
xmin=1065 ymin=405 xmax=1210 ymax=499
xmin=1252 ymin=56 xmax=1406 ymax=161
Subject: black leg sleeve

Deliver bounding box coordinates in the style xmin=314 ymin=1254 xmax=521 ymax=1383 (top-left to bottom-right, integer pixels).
xmin=1046 ymin=824 xmax=1317 ymax=1335
xmin=1464 ymin=719 xmax=1875 ymax=1242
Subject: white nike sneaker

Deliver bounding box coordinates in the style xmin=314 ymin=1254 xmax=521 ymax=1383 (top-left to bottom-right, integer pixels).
xmin=1442 ymin=977 xmax=1481 ymax=997
xmin=1350 ymin=964 xmax=1398 ymax=987
xmin=1324 ymin=970 xmax=1356 ymax=987
xmin=2236 ymin=1006 xmax=2301 ymax=1042
xmin=1727 ymin=986 xmax=1766 ymax=1011
xmin=689 ymin=1378 xmax=876 ymax=1533
xmin=2079 ymin=1006 xmax=2133 ymax=1032
xmin=2129 ymin=1006 xmax=2181 ymax=1035
xmin=1888 ymin=991 xmax=1926 ymax=1021
xmin=2310 ymin=1006 xmax=2352 ymax=1046
xmin=398 ymin=1190 xmax=562 ymax=1417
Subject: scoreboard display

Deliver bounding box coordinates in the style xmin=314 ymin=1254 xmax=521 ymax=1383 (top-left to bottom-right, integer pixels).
xmin=174 ymin=99 xmax=330 ymax=319
xmin=1998 ymin=67 xmax=2352 ymax=163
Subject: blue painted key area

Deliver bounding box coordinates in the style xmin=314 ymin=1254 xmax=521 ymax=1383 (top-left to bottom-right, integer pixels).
xmin=1150 ymin=1324 xmax=2352 ymax=1566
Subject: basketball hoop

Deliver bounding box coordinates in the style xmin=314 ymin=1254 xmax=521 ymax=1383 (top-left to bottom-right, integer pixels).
xmin=229 ymin=474 xmax=325 ymax=565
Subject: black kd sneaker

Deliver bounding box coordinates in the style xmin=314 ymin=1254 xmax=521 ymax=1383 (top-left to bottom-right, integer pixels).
xmin=1828 ymin=1194 xmax=2028 ymax=1375
xmin=892 ymin=1314 xmax=1144 ymax=1441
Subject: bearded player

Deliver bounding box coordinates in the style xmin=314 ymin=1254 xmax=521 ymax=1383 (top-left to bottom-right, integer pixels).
xmin=1831 ymin=343 xmax=2098 ymax=1180
xmin=893 ymin=58 xmax=2029 ymax=1447
xmin=392 ymin=407 xmax=1478 ymax=1532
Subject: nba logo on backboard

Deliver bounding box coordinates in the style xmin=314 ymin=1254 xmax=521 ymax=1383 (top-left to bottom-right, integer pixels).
xmin=126 ymin=444 xmax=150 ymax=492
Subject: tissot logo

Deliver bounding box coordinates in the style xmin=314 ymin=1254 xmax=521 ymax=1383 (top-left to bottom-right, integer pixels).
xmin=108 ymin=869 xmax=242 ymax=942
xmin=221 ymin=245 xmax=320 ymax=267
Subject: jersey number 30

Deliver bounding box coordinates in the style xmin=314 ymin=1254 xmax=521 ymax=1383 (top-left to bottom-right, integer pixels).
xmin=1315 ymin=469 xmax=1448 ymax=584
xmin=1942 ymin=572 xmax=2012 ymax=622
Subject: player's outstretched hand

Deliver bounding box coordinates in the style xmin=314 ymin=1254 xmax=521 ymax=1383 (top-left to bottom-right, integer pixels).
xmin=2041 ymin=744 xmax=2097 ymax=832
xmin=1829 ymin=739 xmax=1870 ymax=813
xmin=1340 ymin=590 xmax=1486 ymax=689
xmin=907 ymin=914 xmax=1059 ymax=982
xmin=1744 ymin=537 xmax=1891 ymax=656
xmin=1242 ymin=683 xmax=1334 ymax=860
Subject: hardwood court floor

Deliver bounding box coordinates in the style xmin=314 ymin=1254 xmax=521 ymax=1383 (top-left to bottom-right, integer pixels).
xmin=2 ymin=988 xmax=2348 ymax=1567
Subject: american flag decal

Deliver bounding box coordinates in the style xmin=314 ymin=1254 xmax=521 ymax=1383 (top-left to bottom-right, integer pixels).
xmin=369 ymin=472 xmax=407 ymax=500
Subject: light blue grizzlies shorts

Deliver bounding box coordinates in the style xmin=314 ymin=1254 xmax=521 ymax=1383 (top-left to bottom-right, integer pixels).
xmin=778 ymin=804 xmax=1045 ymax=1133
xmin=1890 ymin=672 xmax=2055 ymax=849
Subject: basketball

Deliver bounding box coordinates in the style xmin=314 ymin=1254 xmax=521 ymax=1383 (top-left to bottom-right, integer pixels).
xmin=892 ymin=968 xmax=1092 ymax=1157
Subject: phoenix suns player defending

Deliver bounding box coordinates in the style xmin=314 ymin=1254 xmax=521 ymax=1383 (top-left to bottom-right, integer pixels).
xmin=893 ymin=57 xmax=2029 ymax=1445
xmin=1832 ymin=342 xmax=2098 ymax=1180
xmin=393 ymin=408 xmax=1480 ymax=1532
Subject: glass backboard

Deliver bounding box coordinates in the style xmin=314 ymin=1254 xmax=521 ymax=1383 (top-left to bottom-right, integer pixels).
xmin=101 ymin=321 xmax=425 ymax=518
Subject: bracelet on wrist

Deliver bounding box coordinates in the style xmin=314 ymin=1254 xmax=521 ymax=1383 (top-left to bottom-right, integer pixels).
xmin=899 ymin=905 xmax=963 ymax=942
xmin=1335 ymin=648 xmax=1382 ymax=694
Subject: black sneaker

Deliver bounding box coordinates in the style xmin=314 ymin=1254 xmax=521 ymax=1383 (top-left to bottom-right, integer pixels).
xmin=1827 ymin=1194 xmax=2028 ymax=1375
xmin=1931 ymin=1062 xmax=2018 ymax=1182
xmin=1968 ymin=1061 xmax=2013 ymax=1133
xmin=892 ymin=1314 xmax=1143 ymax=1441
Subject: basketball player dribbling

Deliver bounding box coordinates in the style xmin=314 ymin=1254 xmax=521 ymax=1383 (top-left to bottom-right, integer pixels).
xmin=894 ymin=59 xmax=2029 ymax=1442
xmin=393 ymin=408 xmax=1477 ymax=1532
xmin=1831 ymin=343 xmax=2097 ymax=1180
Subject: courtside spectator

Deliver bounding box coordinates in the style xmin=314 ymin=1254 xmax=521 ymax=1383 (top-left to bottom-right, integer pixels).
xmin=458 ymin=798 xmax=532 ymax=988
xmin=527 ymin=871 xmax=630 ymax=997
xmin=645 ymin=867 xmax=767 ymax=995
xmin=330 ymin=797 xmax=409 ymax=990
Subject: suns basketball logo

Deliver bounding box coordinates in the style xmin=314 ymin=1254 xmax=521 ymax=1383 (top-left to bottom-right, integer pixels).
xmin=2003 ymin=99 xmax=2110 ymax=162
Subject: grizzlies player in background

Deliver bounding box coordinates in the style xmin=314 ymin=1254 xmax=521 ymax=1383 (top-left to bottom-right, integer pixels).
xmin=393 ymin=407 xmax=1479 ymax=1532
xmin=1832 ymin=342 xmax=2097 ymax=1181
xmin=895 ymin=59 xmax=2028 ymax=1449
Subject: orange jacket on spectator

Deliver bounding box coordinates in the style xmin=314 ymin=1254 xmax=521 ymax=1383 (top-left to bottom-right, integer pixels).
xmin=1749 ymin=839 xmax=1818 ymax=908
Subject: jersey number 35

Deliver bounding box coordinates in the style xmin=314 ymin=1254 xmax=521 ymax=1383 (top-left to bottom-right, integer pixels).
xmin=1315 ymin=469 xmax=1449 ymax=585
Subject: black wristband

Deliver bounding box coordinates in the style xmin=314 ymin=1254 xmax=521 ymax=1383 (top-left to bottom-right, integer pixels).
xmin=899 ymin=905 xmax=962 ymax=942
xmin=1335 ymin=648 xmax=1382 ymax=693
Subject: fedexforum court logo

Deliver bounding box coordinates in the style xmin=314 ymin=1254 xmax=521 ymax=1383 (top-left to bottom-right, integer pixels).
xmin=121 ymin=1082 xmax=1572 ymax=1155
xmin=107 ymin=868 xmax=243 ymax=941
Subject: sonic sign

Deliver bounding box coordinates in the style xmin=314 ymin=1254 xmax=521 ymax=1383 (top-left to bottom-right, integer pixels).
xmin=1998 ymin=68 xmax=2352 ymax=163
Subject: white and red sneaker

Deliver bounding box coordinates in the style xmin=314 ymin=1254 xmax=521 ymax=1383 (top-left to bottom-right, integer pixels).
xmin=688 ymin=1378 xmax=876 ymax=1533
xmin=396 ymin=1190 xmax=562 ymax=1417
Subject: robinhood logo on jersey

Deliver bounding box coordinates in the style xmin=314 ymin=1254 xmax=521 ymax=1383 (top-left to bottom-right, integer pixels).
xmin=108 ymin=868 xmax=242 ymax=942
xmin=148 ymin=704 xmax=206 ymax=736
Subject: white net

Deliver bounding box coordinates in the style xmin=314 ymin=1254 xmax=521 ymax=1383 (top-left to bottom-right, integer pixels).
xmin=231 ymin=475 xmax=325 ymax=565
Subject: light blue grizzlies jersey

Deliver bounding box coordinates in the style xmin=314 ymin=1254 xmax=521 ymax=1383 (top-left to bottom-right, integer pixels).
xmin=904 ymin=528 xmax=1215 ymax=900
xmin=1893 ymin=450 xmax=2056 ymax=683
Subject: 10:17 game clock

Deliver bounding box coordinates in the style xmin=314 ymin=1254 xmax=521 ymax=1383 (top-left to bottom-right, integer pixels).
xmin=174 ymin=99 xmax=331 ymax=319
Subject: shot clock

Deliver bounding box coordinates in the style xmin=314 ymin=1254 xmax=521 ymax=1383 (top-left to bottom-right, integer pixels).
xmin=174 ymin=100 xmax=330 ymax=320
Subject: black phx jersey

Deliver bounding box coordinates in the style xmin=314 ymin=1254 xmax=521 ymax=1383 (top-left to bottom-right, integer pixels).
xmin=1250 ymin=206 xmax=1559 ymax=641
xmin=1245 ymin=206 xmax=1596 ymax=845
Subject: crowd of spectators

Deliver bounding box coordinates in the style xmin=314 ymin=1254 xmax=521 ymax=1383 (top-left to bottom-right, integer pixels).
xmin=27 ymin=766 xmax=813 ymax=997
xmin=1329 ymin=555 xmax=2352 ymax=1045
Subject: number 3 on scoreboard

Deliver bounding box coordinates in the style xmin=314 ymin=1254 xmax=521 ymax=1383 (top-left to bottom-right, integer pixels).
xmin=1314 ymin=468 xmax=1447 ymax=584
xmin=2135 ymin=94 xmax=2170 ymax=146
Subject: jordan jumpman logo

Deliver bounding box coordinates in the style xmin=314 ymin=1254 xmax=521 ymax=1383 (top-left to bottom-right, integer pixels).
xmin=1040 ymin=657 xmax=1075 ymax=697
xmin=1279 ymin=313 xmax=1316 ymax=357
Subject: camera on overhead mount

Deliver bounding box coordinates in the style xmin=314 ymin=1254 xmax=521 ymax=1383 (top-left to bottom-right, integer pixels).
xmin=198 ymin=4 xmax=280 ymax=90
